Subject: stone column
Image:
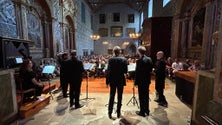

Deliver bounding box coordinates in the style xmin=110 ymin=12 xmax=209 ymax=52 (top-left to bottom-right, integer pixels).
xmin=14 ymin=1 xmax=28 ymax=40
xmin=214 ymin=0 xmax=222 ymax=104
xmin=171 ymin=15 xmax=180 ymax=58
xmin=202 ymin=1 xmax=217 ymax=69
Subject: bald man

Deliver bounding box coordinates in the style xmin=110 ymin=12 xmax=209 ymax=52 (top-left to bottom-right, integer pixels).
xmin=154 ymin=51 xmax=168 ymax=107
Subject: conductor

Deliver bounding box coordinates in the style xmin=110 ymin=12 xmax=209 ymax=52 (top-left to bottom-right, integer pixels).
xmin=106 ymin=46 xmax=128 ymax=119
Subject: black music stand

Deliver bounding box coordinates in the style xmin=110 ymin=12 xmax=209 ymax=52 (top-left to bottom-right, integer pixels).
xmin=81 ymin=63 xmax=95 ymax=101
xmin=42 ymin=65 xmax=55 ymax=100
xmin=126 ymin=64 xmax=139 ymax=108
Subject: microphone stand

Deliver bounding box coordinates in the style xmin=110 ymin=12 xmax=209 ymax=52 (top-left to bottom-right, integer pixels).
xmin=126 ymin=78 xmax=139 ymax=108
xmin=81 ymin=71 xmax=95 ymax=101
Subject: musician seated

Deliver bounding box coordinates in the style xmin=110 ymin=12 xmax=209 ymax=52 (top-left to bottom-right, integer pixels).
xmin=19 ymin=59 xmax=44 ymax=100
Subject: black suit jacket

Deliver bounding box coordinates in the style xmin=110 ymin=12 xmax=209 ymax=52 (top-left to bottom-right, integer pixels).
xmin=134 ymin=55 xmax=153 ymax=85
xmin=155 ymin=58 xmax=166 ymax=79
xmin=65 ymin=57 xmax=85 ymax=83
xmin=106 ymin=56 xmax=128 ymax=86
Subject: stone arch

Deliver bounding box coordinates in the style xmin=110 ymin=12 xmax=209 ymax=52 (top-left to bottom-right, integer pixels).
xmin=26 ymin=0 xmax=53 ymax=58
xmin=64 ymin=15 xmax=76 ymax=51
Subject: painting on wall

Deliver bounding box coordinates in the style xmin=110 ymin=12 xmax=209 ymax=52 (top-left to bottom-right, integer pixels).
xmin=191 ymin=8 xmax=206 ymax=47
xmin=27 ymin=13 xmax=41 ymax=48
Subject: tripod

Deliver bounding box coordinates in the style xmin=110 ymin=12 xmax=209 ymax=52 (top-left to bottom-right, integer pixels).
xmin=81 ymin=71 xmax=95 ymax=101
xmin=126 ymin=85 xmax=139 ymax=108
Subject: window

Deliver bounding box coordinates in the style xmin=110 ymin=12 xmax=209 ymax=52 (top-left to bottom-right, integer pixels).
xmin=148 ymin=0 xmax=153 ymax=18
xmin=128 ymin=14 xmax=134 ymax=23
xmin=99 ymin=14 xmax=106 ymax=24
xmin=91 ymin=15 xmax=93 ymax=29
xmin=111 ymin=26 xmax=122 ymax=37
xmin=99 ymin=28 xmax=108 ymax=37
xmin=83 ymin=49 xmax=88 ymax=56
xmin=113 ymin=13 xmax=120 ymax=22
xmin=81 ymin=2 xmax=85 ymax=23
xmin=126 ymin=28 xmax=135 ymax=36
xmin=163 ymin=0 xmax=171 ymax=7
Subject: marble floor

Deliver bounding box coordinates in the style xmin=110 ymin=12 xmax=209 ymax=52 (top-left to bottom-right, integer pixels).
xmin=12 ymin=78 xmax=192 ymax=125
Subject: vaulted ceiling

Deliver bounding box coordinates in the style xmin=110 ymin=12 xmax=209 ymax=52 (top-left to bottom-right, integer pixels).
xmin=85 ymin=0 xmax=148 ymax=12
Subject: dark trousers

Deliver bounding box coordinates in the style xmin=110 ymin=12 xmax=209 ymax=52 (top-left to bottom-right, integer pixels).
xmin=155 ymin=77 xmax=166 ymax=102
xmin=61 ymin=81 xmax=68 ymax=97
xmin=69 ymin=81 xmax=81 ymax=107
xmin=35 ymin=85 xmax=44 ymax=96
xmin=138 ymin=83 xmax=149 ymax=113
xmin=108 ymin=84 xmax=124 ymax=114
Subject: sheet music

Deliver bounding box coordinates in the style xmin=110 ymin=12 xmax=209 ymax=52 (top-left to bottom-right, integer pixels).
xmin=128 ymin=63 xmax=136 ymax=72
xmin=42 ymin=65 xmax=55 ymax=74
xmin=84 ymin=63 xmax=94 ymax=70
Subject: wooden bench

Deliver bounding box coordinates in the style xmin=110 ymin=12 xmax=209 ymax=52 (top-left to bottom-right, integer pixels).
xmin=19 ymin=94 xmax=50 ymax=118
xmin=14 ymin=76 xmax=57 ymax=118
xmin=175 ymin=71 xmax=197 ymax=106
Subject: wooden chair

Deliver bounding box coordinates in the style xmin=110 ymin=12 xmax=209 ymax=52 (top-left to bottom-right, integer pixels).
xmin=14 ymin=75 xmax=36 ymax=106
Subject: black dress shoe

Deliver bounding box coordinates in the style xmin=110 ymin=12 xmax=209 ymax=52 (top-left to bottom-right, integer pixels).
xmin=158 ymin=101 xmax=168 ymax=107
xmin=117 ymin=112 xmax=121 ymax=118
xmin=145 ymin=111 xmax=149 ymax=116
xmin=108 ymin=113 xmax=112 ymax=119
xmin=75 ymin=104 xmax=84 ymax=109
xmin=135 ymin=111 xmax=145 ymax=117
xmin=154 ymin=98 xmax=160 ymax=103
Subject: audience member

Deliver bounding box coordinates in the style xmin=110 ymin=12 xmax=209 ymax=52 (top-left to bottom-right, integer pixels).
xmin=95 ymin=59 xmax=105 ymax=78
xmin=183 ymin=59 xmax=192 ymax=70
xmin=166 ymin=57 xmax=173 ymax=77
xmin=106 ymin=46 xmax=128 ymax=119
xmin=171 ymin=58 xmax=183 ymax=73
xmin=134 ymin=46 xmax=153 ymax=117
xmin=154 ymin=51 xmax=168 ymax=107
xmin=188 ymin=60 xmax=202 ymax=71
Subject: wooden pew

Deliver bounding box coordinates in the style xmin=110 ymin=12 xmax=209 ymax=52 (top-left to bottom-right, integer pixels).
xmin=175 ymin=71 xmax=197 ymax=106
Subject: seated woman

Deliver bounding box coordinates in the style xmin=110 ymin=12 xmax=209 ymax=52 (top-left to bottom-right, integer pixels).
xmin=19 ymin=59 xmax=44 ymax=98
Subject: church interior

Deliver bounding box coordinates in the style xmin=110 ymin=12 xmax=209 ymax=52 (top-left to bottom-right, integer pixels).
xmin=1 ymin=0 xmax=222 ymax=124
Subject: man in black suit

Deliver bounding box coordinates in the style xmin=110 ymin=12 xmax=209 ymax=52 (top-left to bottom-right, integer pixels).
xmin=134 ymin=46 xmax=153 ymax=117
xmin=66 ymin=50 xmax=85 ymax=109
xmin=59 ymin=52 xmax=69 ymax=98
xmin=154 ymin=51 xmax=168 ymax=107
xmin=106 ymin=46 xmax=128 ymax=119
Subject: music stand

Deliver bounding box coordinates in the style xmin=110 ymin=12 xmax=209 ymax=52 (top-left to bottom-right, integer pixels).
xmin=81 ymin=63 xmax=95 ymax=101
xmin=42 ymin=65 xmax=55 ymax=100
xmin=126 ymin=64 xmax=139 ymax=108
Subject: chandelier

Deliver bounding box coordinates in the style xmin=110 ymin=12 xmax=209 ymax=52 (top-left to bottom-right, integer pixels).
xmin=90 ymin=34 xmax=100 ymax=41
xmin=129 ymin=33 xmax=141 ymax=39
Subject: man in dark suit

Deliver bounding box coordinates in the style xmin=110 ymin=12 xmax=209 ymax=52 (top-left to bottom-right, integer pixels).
xmin=66 ymin=50 xmax=85 ymax=109
xmin=106 ymin=46 xmax=128 ymax=119
xmin=59 ymin=52 xmax=69 ymax=98
xmin=134 ymin=46 xmax=153 ymax=117
xmin=154 ymin=51 xmax=168 ymax=107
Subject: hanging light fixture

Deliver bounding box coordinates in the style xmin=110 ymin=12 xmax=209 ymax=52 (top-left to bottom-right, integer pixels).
xmin=90 ymin=34 xmax=100 ymax=41
xmin=129 ymin=33 xmax=141 ymax=39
